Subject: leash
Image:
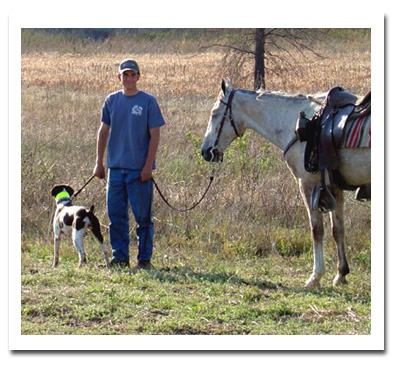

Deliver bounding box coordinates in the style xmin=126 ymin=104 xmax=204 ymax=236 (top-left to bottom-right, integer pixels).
xmin=151 ymin=174 xmax=214 ymax=213
xmin=72 ymin=169 xmax=215 ymax=213
xmin=72 ymin=174 xmax=96 ymax=200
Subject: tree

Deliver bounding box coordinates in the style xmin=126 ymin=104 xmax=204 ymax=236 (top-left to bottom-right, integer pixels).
xmin=205 ymin=28 xmax=322 ymax=90
xmin=254 ymin=29 xmax=265 ymax=90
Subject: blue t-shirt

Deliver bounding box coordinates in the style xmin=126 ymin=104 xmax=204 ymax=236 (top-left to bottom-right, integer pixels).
xmin=101 ymin=90 xmax=165 ymax=170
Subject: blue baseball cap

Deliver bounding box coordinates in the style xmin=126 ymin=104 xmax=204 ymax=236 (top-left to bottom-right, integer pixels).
xmin=118 ymin=59 xmax=140 ymax=74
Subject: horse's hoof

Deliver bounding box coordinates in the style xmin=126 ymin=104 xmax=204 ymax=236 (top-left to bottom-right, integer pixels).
xmin=333 ymin=275 xmax=348 ymax=287
xmin=305 ymin=276 xmax=321 ymax=288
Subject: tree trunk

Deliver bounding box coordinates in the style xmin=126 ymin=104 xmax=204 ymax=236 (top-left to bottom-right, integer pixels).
xmin=254 ymin=28 xmax=265 ymax=90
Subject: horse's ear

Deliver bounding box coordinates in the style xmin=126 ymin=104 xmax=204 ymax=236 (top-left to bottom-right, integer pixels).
xmin=221 ymin=79 xmax=227 ymax=96
xmin=221 ymin=78 xmax=233 ymax=96
xmin=225 ymin=77 xmax=233 ymax=90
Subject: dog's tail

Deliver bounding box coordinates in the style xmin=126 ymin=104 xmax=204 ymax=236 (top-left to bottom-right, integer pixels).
xmin=87 ymin=207 xmax=104 ymax=243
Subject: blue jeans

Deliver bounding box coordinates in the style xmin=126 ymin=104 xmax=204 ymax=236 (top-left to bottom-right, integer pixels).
xmin=106 ymin=168 xmax=154 ymax=262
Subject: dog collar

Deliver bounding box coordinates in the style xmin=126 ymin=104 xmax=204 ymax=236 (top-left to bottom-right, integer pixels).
xmin=55 ymin=191 xmax=71 ymax=203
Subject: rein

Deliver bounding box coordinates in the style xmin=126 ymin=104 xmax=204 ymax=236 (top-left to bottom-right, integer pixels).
xmin=152 ymin=174 xmax=214 ymax=212
xmin=72 ymin=90 xmax=238 ymax=211
xmin=283 ymin=135 xmax=298 ymax=158
xmin=72 ymin=91 xmax=237 ymax=212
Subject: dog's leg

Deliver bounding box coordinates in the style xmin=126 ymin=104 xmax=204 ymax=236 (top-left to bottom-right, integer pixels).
xmin=72 ymin=228 xmax=87 ymax=268
xmin=96 ymin=237 xmax=110 ymax=268
xmin=53 ymin=233 xmax=61 ymax=268
xmin=98 ymin=240 xmax=110 ymax=268
xmin=94 ymin=236 xmax=110 ymax=268
xmin=52 ymin=222 xmax=61 ymax=267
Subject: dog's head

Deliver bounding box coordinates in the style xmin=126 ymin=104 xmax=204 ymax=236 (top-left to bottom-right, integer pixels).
xmin=51 ymin=184 xmax=74 ymax=202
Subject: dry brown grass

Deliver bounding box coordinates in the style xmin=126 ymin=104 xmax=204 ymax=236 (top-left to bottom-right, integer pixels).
xmin=21 ymin=46 xmax=371 ymax=96
xmin=21 ymin=37 xmax=371 ymax=260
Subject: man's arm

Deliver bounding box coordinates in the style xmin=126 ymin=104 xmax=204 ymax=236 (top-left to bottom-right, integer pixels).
xmin=93 ymin=122 xmax=110 ymax=179
xmin=140 ymin=127 xmax=160 ymax=182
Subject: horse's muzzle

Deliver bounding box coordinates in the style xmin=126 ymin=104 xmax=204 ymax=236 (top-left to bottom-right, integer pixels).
xmin=201 ymin=147 xmax=223 ymax=163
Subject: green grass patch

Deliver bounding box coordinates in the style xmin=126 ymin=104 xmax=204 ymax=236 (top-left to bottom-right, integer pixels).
xmin=21 ymin=238 xmax=371 ymax=335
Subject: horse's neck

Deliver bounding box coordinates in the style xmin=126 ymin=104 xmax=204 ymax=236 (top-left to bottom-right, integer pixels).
xmin=239 ymin=92 xmax=315 ymax=151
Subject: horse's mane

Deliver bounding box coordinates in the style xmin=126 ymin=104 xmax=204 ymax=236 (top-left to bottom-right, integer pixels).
xmin=256 ymin=89 xmax=307 ymax=100
xmin=235 ymin=88 xmax=326 ymax=105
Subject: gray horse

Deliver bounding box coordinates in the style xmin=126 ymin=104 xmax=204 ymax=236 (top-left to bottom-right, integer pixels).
xmin=201 ymin=79 xmax=370 ymax=288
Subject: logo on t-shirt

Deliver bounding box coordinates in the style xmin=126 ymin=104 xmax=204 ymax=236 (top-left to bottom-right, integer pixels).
xmin=131 ymin=105 xmax=143 ymax=116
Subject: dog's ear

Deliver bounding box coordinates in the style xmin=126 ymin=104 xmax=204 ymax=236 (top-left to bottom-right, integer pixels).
xmin=51 ymin=185 xmax=74 ymax=197
xmin=64 ymin=185 xmax=74 ymax=196
xmin=51 ymin=185 xmax=63 ymax=197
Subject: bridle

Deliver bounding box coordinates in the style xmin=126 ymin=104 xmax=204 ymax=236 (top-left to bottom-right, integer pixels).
xmin=212 ymin=90 xmax=242 ymax=156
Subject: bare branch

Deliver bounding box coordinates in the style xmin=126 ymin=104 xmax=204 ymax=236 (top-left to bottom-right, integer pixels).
xmin=200 ymin=43 xmax=255 ymax=55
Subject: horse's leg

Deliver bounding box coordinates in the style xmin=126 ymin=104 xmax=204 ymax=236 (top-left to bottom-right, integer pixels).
xmin=299 ymin=180 xmax=325 ymax=288
xmin=330 ymin=189 xmax=350 ymax=286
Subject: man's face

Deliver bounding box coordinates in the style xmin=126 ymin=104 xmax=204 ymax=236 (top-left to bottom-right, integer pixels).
xmin=118 ymin=70 xmax=140 ymax=91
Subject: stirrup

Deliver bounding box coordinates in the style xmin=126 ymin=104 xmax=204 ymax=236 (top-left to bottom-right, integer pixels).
xmin=311 ymin=185 xmax=337 ymax=212
xmin=355 ymin=185 xmax=371 ymax=201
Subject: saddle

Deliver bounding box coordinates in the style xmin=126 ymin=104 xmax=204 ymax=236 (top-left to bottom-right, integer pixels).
xmin=295 ymin=86 xmax=371 ymax=212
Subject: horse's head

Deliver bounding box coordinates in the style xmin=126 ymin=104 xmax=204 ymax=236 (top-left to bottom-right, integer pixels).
xmin=201 ymin=78 xmax=243 ymax=163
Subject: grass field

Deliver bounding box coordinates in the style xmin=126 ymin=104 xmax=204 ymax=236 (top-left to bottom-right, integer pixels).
xmin=20 ymin=29 xmax=371 ymax=336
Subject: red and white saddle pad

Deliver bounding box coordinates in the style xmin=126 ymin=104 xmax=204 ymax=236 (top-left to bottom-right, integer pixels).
xmin=341 ymin=114 xmax=371 ymax=148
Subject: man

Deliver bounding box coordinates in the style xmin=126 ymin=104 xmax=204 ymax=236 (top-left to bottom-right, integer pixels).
xmin=93 ymin=59 xmax=165 ymax=269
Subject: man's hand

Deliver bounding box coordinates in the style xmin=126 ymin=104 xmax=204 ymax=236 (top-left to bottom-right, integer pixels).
xmin=140 ymin=127 xmax=160 ymax=182
xmin=93 ymin=163 xmax=106 ymax=179
xmin=140 ymin=165 xmax=153 ymax=182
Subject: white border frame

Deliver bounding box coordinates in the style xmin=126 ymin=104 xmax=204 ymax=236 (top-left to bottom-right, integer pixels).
xmin=7 ymin=1 xmax=385 ymax=353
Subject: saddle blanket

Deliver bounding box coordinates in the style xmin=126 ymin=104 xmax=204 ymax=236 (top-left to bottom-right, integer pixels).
xmin=341 ymin=114 xmax=371 ymax=148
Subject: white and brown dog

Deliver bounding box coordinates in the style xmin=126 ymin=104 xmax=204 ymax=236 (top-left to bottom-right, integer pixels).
xmin=51 ymin=184 xmax=109 ymax=268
